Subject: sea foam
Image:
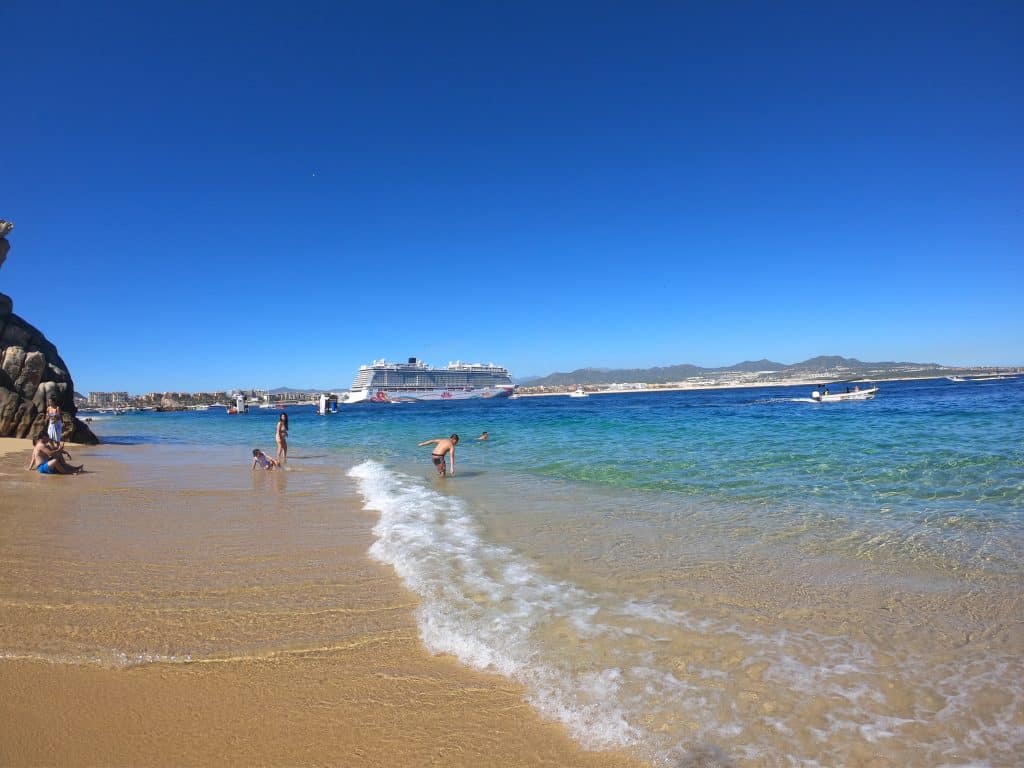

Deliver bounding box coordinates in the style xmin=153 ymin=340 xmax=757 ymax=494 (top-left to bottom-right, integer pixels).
xmin=348 ymin=459 xmax=1024 ymax=766
xmin=349 ymin=459 xmax=641 ymax=750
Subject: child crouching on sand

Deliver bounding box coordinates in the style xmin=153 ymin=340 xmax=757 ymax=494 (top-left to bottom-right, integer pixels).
xmin=251 ymin=448 xmax=281 ymax=470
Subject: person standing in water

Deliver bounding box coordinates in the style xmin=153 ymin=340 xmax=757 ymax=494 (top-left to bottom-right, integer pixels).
xmin=276 ymin=412 xmax=288 ymax=464
xmin=418 ymin=434 xmax=459 ymax=477
xmin=46 ymin=396 xmax=63 ymax=445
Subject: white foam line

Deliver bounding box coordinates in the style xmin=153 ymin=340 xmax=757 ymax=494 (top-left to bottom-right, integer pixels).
xmin=348 ymin=460 xmax=1024 ymax=766
xmin=0 ymin=649 xmax=194 ymax=667
xmin=349 ymin=460 xmax=642 ymax=750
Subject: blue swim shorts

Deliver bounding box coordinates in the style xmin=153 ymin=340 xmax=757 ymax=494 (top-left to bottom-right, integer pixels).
xmin=37 ymin=461 xmax=54 ymax=474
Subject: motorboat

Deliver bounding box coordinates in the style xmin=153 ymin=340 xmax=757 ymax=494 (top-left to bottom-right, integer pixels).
xmin=568 ymin=387 xmax=589 ymax=398
xmin=947 ymin=376 xmax=968 ymax=382
xmin=810 ymin=386 xmax=878 ymax=402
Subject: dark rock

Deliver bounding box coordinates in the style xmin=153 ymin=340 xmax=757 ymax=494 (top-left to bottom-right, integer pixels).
xmin=0 ymin=223 xmax=10 ymax=272
xmin=0 ymin=220 xmax=97 ymax=444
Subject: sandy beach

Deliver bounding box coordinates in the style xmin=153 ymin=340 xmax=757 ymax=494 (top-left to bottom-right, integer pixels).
xmin=0 ymin=443 xmax=643 ymax=768
xmin=0 ymin=436 xmax=30 ymax=456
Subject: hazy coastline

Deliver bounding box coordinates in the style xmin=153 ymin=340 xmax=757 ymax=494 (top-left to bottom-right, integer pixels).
xmin=513 ymin=371 xmax=1020 ymax=397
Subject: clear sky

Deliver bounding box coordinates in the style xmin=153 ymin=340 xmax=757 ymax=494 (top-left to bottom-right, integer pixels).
xmin=3 ymin=1 xmax=1021 ymax=392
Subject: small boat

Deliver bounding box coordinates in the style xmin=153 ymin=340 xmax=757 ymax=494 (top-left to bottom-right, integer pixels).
xmin=947 ymin=376 xmax=968 ymax=382
xmin=317 ymin=394 xmax=340 ymax=415
xmin=810 ymin=386 xmax=878 ymax=402
xmin=568 ymin=387 xmax=589 ymax=398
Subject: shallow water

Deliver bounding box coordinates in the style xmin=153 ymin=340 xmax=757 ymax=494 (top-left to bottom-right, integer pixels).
xmin=78 ymin=378 xmax=1024 ymax=765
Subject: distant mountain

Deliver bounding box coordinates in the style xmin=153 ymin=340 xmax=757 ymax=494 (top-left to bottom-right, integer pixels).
xmin=796 ymin=355 xmax=934 ymax=370
xmin=724 ymin=359 xmax=789 ymax=373
xmin=520 ymin=356 xmax=941 ymax=387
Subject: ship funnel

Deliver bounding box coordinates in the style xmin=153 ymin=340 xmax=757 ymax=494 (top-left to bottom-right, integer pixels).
xmin=408 ymin=357 xmax=418 ymax=364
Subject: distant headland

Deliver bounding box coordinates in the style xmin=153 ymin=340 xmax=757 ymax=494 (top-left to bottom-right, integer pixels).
xmin=76 ymin=356 xmax=1022 ymax=410
xmin=514 ymin=356 xmax=1022 ymax=396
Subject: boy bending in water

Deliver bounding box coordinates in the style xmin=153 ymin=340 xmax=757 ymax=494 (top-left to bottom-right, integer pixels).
xmin=418 ymin=434 xmax=459 ymax=477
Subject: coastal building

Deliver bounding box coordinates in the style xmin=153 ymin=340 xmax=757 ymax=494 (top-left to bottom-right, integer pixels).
xmin=87 ymin=392 xmax=129 ymax=407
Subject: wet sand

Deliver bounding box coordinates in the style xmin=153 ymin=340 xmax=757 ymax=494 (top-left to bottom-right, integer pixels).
xmin=0 ymin=436 xmax=30 ymax=456
xmin=0 ymin=443 xmax=644 ymax=768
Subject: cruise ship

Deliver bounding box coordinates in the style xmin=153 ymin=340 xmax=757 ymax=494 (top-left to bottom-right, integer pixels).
xmin=339 ymin=358 xmax=515 ymax=404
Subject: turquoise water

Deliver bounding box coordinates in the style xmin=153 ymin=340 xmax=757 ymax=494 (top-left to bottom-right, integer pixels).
xmin=87 ymin=377 xmax=1024 ymax=765
xmin=94 ymin=377 xmax=1024 ymax=573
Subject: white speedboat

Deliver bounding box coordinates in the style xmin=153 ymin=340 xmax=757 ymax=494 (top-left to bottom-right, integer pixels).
xmin=568 ymin=387 xmax=589 ymax=398
xmin=810 ymin=386 xmax=878 ymax=402
xmin=947 ymin=376 xmax=968 ymax=382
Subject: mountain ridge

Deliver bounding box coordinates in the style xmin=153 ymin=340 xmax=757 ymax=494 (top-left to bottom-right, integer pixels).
xmin=518 ymin=355 xmax=940 ymax=387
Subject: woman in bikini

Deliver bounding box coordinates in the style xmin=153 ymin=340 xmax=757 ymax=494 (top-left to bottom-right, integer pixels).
xmin=276 ymin=412 xmax=289 ymax=464
xmin=417 ymin=434 xmax=459 ymax=477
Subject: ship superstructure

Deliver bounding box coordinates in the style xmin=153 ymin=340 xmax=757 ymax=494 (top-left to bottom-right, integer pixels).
xmin=341 ymin=358 xmax=515 ymax=403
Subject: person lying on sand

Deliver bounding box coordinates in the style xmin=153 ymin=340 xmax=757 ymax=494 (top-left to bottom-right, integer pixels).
xmin=251 ymin=448 xmax=281 ymax=470
xmin=26 ymin=433 xmax=83 ymax=474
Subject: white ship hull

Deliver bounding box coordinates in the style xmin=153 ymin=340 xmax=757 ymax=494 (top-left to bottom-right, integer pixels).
xmin=342 ymin=385 xmax=514 ymax=404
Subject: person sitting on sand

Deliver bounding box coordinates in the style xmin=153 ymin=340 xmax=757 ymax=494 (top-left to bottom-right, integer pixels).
xmin=44 ymin=434 xmax=68 ymax=457
xmin=26 ymin=433 xmax=83 ymax=474
xmin=417 ymin=434 xmax=459 ymax=477
xmin=251 ymin=448 xmax=280 ymax=470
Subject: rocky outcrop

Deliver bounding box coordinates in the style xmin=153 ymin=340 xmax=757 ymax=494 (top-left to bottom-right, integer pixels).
xmin=0 ymin=220 xmax=98 ymax=444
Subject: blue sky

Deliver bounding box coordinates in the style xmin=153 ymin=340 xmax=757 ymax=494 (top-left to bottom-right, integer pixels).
xmin=3 ymin=1 xmax=1021 ymax=392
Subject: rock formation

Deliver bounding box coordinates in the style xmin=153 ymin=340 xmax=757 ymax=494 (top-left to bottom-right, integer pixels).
xmin=0 ymin=220 xmax=98 ymax=444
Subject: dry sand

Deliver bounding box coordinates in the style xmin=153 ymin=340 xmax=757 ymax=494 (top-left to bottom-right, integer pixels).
xmin=0 ymin=443 xmax=644 ymax=768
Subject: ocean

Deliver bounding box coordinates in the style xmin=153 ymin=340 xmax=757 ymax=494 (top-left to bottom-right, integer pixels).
xmin=85 ymin=377 xmax=1024 ymax=766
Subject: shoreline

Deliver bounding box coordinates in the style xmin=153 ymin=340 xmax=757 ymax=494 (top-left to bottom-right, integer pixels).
xmin=0 ymin=444 xmax=644 ymax=768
